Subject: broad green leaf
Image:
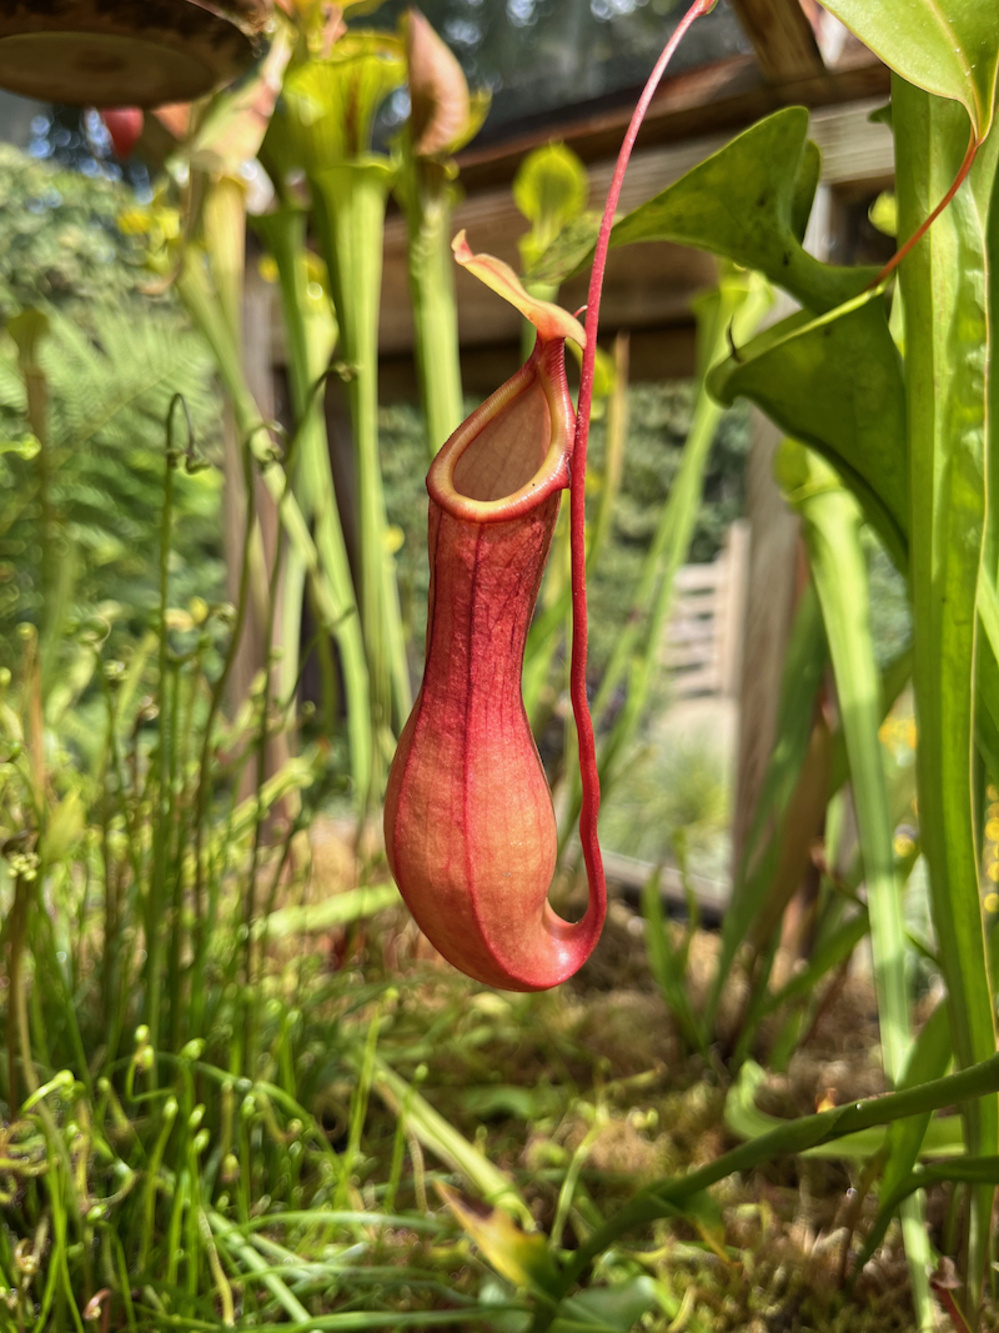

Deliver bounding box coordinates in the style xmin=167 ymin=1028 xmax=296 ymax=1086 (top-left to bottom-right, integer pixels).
xmin=819 ymin=0 xmax=998 ymax=140
xmin=711 ymin=296 xmax=908 ymax=569
xmin=526 ymin=212 xmax=602 ymax=285
xmin=975 ymin=572 xmax=999 ymax=776
xmin=790 ymin=138 xmax=822 ymax=243
xmin=610 ymin=108 xmax=879 ymax=313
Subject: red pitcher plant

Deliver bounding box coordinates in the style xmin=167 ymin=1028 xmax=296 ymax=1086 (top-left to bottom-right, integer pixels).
xmin=385 ymin=0 xmax=717 ymax=990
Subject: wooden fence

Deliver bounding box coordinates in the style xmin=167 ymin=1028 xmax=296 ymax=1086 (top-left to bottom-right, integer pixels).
xmin=662 ymin=520 xmax=749 ymax=701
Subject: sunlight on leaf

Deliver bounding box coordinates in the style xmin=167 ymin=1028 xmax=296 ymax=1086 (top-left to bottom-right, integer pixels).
xmin=819 ymin=0 xmax=998 ymax=140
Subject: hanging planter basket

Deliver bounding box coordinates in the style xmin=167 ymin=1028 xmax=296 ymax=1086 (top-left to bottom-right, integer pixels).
xmin=0 ymin=0 xmax=271 ymax=107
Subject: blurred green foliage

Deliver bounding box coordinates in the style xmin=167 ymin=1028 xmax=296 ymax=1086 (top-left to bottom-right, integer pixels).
xmin=380 ymin=383 xmax=751 ymax=677
xmin=0 ymin=145 xmax=225 ymax=664
xmin=0 ymin=142 xmax=149 ymax=316
xmin=586 ymin=380 xmax=749 ymax=676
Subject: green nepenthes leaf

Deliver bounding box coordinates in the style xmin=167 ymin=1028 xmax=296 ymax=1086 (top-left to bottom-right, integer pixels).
xmin=525 ymin=212 xmax=603 ymax=286
xmin=818 ymin=0 xmax=998 ymax=142
xmin=975 ymin=571 xmax=999 ymax=776
xmin=609 ymin=108 xmax=880 ymax=313
xmin=710 ymin=295 xmax=908 ymax=570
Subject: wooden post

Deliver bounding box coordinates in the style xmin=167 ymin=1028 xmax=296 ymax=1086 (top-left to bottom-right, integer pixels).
xmin=729 ymin=184 xmax=833 ymax=876
xmin=729 ymin=411 xmax=801 ymax=872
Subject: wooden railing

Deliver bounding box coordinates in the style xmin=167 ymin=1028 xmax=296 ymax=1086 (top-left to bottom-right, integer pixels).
xmin=663 ymin=520 xmax=749 ymax=701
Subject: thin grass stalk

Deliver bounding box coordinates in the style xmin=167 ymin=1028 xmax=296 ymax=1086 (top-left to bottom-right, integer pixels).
xmin=189 ymin=436 xmax=257 ymax=1039
xmin=165 ymin=658 xmax=185 ymax=1052
xmin=144 ymin=399 xmax=184 ymax=1066
xmin=704 ymin=584 xmax=827 ymax=1036
xmin=244 ymin=431 xmax=295 ymax=1076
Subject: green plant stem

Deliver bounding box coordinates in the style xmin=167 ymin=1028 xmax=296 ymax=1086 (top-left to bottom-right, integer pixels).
xmin=894 ymin=75 xmax=999 ymax=1305
xmin=144 ymin=431 xmax=177 ymax=1067
xmin=177 ymin=249 xmax=373 ymax=803
xmin=311 ymin=160 xmax=412 ymax=791
xmin=400 ymin=159 xmax=465 ymax=457
xmin=789 ymin=448 xmax=931 ymax=1325
xmin=251 ymin=207 xmax=341 ymax=707
xmin=528 ymin=1050 xmax=999 ymax=1332
xmin=188 ymin=437 xmax=257 ymax=1038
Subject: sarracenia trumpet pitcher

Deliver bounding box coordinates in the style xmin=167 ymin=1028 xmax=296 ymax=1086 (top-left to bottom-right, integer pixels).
xmin=385 ymin=0 xmax=716 ymax=990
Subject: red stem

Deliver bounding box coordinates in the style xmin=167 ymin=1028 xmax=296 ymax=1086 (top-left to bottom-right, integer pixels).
xmin=870 ymin=127 xmax=979 ymax=288
xmin=569 ymin=0 xmax=715 ymax=913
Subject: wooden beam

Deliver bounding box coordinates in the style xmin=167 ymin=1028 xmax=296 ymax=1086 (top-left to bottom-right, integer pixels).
xmin=455 ymin=54 xmax=888 ymax=195
xmin=727 ymin=0 xmax=824 ymax=83
xmin=370 ymin=99 xmax=893 ymax=360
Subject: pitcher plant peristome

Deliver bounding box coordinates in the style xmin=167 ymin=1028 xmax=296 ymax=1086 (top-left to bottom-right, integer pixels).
xmin=385 ymin=0 xmax=717 ymax=990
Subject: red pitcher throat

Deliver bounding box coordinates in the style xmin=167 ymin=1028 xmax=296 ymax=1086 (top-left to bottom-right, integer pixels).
xmin=384 ymin=336 xmax=606 ymax=991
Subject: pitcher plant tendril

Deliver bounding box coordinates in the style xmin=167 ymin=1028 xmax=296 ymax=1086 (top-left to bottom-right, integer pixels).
xmin=384 ymin=0 xmax=718 ymax=990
